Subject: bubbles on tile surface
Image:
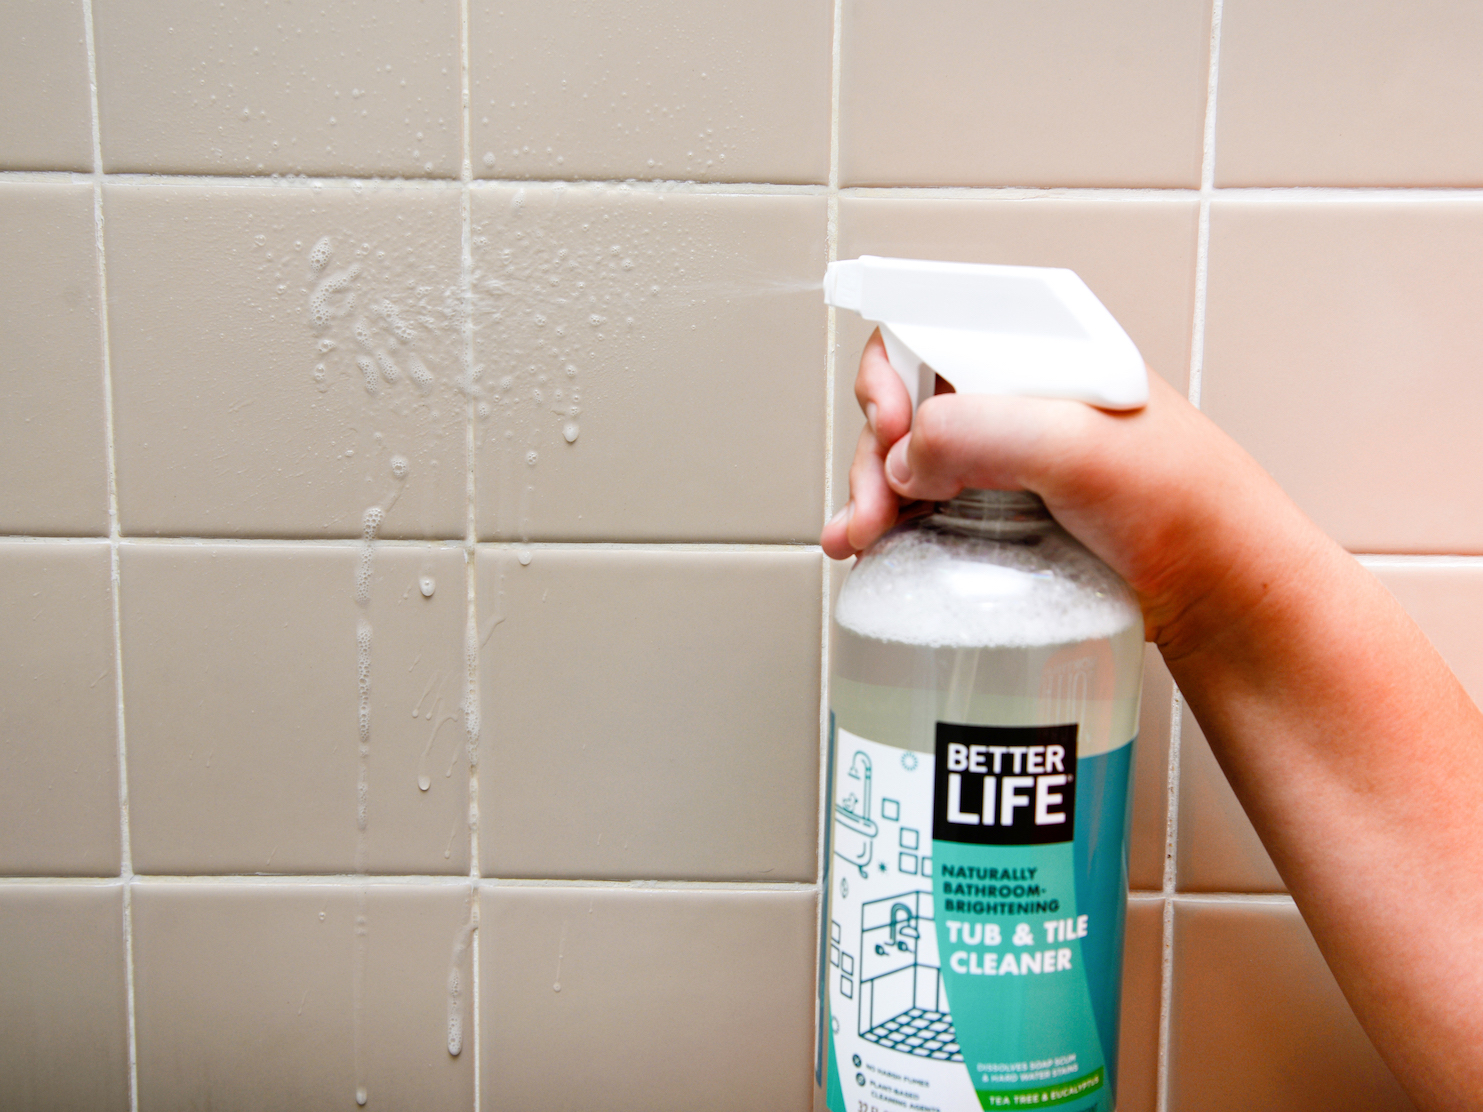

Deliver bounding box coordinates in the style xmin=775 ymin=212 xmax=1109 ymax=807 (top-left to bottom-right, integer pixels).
xmin=375 ymin=352 xmax=400 ymax=384
xmin=408 ymin=355 xmax=435 ymax=395
xmin=309 ymin=263 xmax=359 ymax=326
xmin=355 ymin=355 xmax=379 ymax=395
xmin=447 ymin=913 xmax=475 ymax=1057
xmin=419 ymin=575 xmax=435 ymax=598
xmin=308 ymin=235 xmax=333 ymax=272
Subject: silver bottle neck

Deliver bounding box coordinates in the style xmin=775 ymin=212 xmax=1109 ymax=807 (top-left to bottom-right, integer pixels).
xmin=927 ymin=488 xmax=1052 ymax=538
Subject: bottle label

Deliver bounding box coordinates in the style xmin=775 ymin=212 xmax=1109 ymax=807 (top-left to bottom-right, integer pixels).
xmin=821 ymin=718 xmax=1132 ymax=1112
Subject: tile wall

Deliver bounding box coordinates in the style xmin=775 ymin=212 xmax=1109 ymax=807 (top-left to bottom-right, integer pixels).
xmin=2 ymin=0 xmax=1474 ymax=1109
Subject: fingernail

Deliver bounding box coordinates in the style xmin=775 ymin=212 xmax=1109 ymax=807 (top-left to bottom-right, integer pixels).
xmin=827 ymin=500 xmax=854 ymax=531
xmin=887 ymin=438 xmax=912 ymax=485
xmin=865 ymin=402 xmax=878 ymax=438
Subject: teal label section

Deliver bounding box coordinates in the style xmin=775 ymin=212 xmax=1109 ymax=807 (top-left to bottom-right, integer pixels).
xmin=821 ymin=727 xmax=1132 ymax=1112
xmin=932 ymin=746 xmax=1131 ymax=1111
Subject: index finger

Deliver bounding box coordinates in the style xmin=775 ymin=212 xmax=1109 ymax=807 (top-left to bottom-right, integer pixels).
xmin=854 ymin=330 xmax=913 ymax=449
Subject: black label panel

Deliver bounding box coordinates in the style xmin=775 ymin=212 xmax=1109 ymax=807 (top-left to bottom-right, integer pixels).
xmin=932 ymin=722 xmax=1078 ymax=846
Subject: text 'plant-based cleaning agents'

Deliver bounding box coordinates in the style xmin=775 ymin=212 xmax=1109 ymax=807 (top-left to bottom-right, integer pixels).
xmin=819 ymin=257 xmax=1147 ymax=1112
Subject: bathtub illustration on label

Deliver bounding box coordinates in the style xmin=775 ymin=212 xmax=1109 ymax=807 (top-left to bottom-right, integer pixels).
xmin=834 ymin=750 xmax=878 ymax=878
xmin=856 ymin=889 xmax=961 ymax=1061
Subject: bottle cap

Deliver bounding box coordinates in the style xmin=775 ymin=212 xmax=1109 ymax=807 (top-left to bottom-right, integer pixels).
xmin=823 ymin=255 xmax=1147 ymax=412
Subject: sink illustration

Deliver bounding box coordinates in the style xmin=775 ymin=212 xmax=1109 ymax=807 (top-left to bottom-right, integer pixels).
xmin=834 ymin=750 xmax=879 ymax=878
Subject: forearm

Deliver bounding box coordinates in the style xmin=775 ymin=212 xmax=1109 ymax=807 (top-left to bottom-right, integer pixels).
xmin=1154 ymin=464 xmax=1483 ymax=1112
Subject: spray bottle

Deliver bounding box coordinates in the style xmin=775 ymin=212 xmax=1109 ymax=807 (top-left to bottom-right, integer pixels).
xmin=818 ymin=257 xmax=1146 ymax=1112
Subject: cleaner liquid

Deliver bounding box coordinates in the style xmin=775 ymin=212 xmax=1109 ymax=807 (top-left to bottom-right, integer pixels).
xmin=819 ymin=490 xmax=1143 ymax=1112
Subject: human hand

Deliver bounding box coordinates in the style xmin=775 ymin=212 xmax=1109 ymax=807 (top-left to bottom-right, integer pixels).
xmin=820 ymin=328 xmax=1318 ymax=658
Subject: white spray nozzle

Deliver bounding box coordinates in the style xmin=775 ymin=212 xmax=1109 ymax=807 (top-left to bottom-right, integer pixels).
xmin=824 ymin=256 xmax=1147 ymax=412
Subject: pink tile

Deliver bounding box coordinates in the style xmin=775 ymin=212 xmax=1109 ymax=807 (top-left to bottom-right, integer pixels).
xmin=1203 ymin=200 xmax=1483 ymax=553
xmin=478 ymin=547 xmax=821 ymax=881
xmin=122 ymin=543 xmax=471 ymax=875
xmin=471 ymin=186 xmax=827 ymax=542
xmin=481 ymin=886 xmax=816 ymax=1112
xmin=94 ymin=0 xmax=462 ymax=177
xmin=840 ymin=0 xmax=1210 ymax=187
xmin=132 ymin=882 xmax=474 ymax=1109
xmin=0 ymin=0 xmax=93 ymax=171
xmin=1215 ymin=0 xmax=1483 ymax=186
xmin=1169 ymin=900 xmax=1416 ymax=1111
xmin=470 ymin=0 xmax=833 ymax=184
xmin=0 ymin=884 xmax=129 ymax=1110
xmin=104 ymin=181 xmax=466 ymax=540
xmin=1117 ymin=898 xmax=1164 ymax=1112
xmin=1130 ymin=647 xmax=1174 ymax=891
xmin=0 ymin=183 xmax=109 ymax=535
xmin=0 ymin=541 xmax=120 ymax=876
xmin=1176 ymin=703 xmax=1284 ymax=893
xmin=1365 ymin=559 xmax=1483 ymax=708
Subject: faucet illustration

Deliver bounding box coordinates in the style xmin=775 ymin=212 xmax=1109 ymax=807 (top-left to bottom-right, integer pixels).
xmin=876 ymin=902 xmax=919 ymax=955
xmin=834 ymin=751 xmax=879 ymax=878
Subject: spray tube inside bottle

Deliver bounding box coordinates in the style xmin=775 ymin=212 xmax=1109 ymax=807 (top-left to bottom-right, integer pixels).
xmin=817 ymin=257 xmax=1147 ymax=1112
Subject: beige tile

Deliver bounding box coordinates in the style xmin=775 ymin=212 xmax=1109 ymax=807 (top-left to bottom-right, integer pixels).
xmin=472 ymin=186 xmax=827 ymax=542
xmin=481 ymin=885 xmax=816 ymax=1112
xmin=1117 ymin=898 xmax=1164 ymax=1112
xmin=104 ymin=181 xmax=465 ymax=539
xmin=133 ymin=882 xmax=474 ymax=1109
xmin=0 ymin=183 xmax=109 ymax=535
xmin=1203 ymin=200 xmax=1483 ymax=554
xmin=833 ymin=197 xmax=1198 ymax=513
xmin=1169 ymin=900 xmax=1416 ymax=1111
xmin=0 ymin=0 xmax=93 ymax=171
xmin=1129 ymin=647 xmax=1173 ymax=891
xmin=470 ymin=0 xmax=832 ymax=184
xmin=478 ymin=547 xmax=821 ymax=881
xmin=0 ymin=542 xmax=120 ymax=876
xmin=1215 ymin=0 xmax=1483 ymax=187
xmin=839 ymin=0 xmax=1210 ymax=187
xmin=94 ymin=0 xmax=461 ymax=177
xmin=0 ymin=884 xmax=129 ymax=1110
xmin=1365 ymin=560 xmax=1483 ymax=708
xmin=122 ymin=542 xmax=470 ymax=875
xmin=1175 ymin=703 xmax=1283 ymax=893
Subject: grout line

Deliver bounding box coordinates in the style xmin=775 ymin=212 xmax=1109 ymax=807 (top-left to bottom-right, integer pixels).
xmin=15 ymin=531 xmax=1483 ymax=563
xmin=79 ymin=5 xmax=138 ymax=1111
xmin=479 ymin=878 xmax=821 ymax=893
xmin=1157 ymin=893 xmax=1174 ymax=1112
xmin=458 ymin=2 xmax=482 ymax=1109
xmin=11 ymin=166 xmax=1483 ymax=203
xmin=0 ymin=873 xmax=824 ymax=890
xmin=7 ymin=875 xmax=1238 ymax=896
xmin=19 ymin=168 xmax=1483 ymax=203
xmin=1165 ymin=891 xmax=1296 ymax=904
xmin=1157 ymin=686 xmax=1184 ymax=1112
xmin=62 ymin=536 xmax=823 ymax=552
xmin=1187 ymin=193 xmax=1210 ymax=410
xmin=1356 ymin=553 xmax=1483 ymax=568
xmin=1162 ymin=688 xmax=1184 ymax=898
xmin=1187 ymin=0 xmax=1223 ymax=412
xmin=1162 ymin=12 xmax=1221 ymax=1108
xmin=812 ymin=0 xmax=846 ymax=1094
